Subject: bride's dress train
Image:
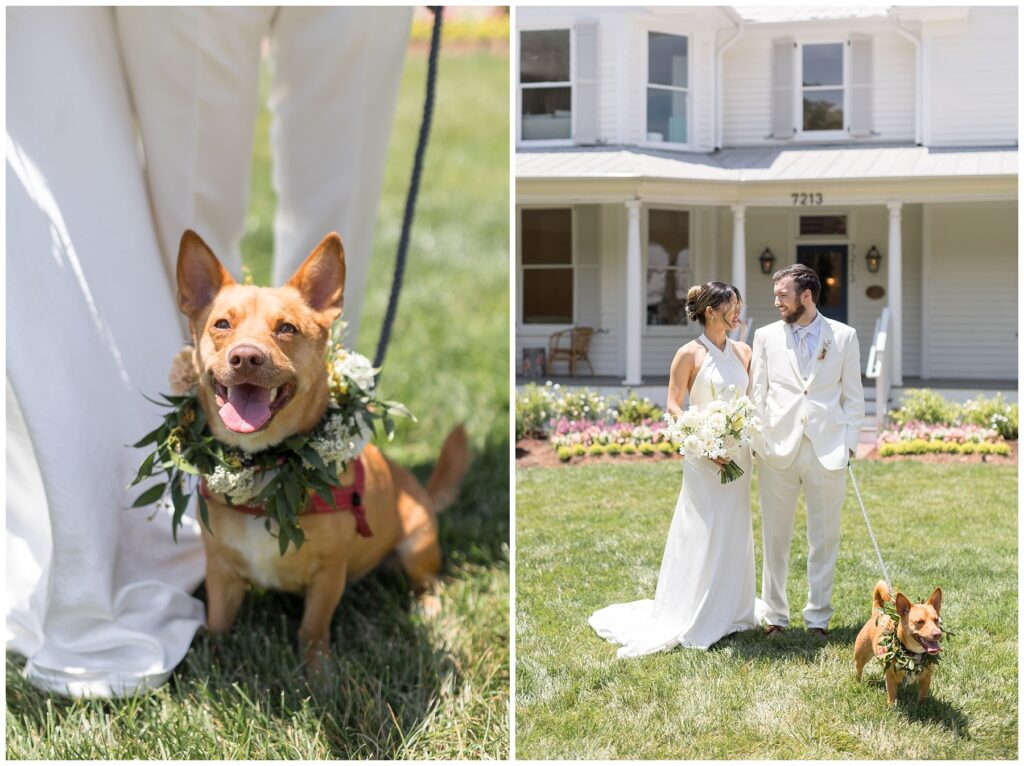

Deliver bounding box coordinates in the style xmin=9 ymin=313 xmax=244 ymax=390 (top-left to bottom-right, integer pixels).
xmin=589 ymin=334 xmax=757 ymax=657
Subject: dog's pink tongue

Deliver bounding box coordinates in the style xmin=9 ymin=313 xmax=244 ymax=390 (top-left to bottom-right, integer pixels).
xmin=219 ymin=384 xmax=272 ymax=433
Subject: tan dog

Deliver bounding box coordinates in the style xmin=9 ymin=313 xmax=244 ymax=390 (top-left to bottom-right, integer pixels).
xmin=854 ymin=580 xmax=943 ymax=705
xmin=175 ymin=229 xmax=469 ymax=669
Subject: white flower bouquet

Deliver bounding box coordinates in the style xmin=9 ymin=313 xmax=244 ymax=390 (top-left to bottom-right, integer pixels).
xmin=663 ymin=384 xmax=762 ymax=484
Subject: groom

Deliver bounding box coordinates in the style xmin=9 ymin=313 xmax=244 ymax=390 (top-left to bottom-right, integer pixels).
xmin=750 ymin=264 xmax=865 ymax=641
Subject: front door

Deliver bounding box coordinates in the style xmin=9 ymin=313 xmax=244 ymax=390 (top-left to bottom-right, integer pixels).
xmin=797 ymin=245 xmax=847 ymax=323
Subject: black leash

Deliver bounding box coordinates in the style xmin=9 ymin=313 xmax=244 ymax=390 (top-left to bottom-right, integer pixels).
xmin=373 ymin=6 xmax=443 ymax=371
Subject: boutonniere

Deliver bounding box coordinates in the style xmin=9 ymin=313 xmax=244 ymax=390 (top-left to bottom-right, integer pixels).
xmin=818 ymin=339 xmax=832 ymax=361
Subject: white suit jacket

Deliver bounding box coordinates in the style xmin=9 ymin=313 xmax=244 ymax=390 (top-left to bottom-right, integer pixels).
xmin=750 ymin=316 xmax=865 ymax=471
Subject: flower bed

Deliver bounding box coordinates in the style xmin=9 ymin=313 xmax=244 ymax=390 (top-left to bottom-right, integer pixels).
xmin=549 ymin=419 xmax=679 ymax=463
xmin=877 ymin=397 xmax=1014 ymax=460
xmin=877 ymin=420 xmax=1010 ymax=457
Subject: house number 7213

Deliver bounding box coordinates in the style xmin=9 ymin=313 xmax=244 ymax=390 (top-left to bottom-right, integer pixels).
xmin=792 ymin=193 xmax=824 ymax=206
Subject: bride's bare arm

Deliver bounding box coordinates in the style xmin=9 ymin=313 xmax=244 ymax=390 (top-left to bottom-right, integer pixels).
xmin=666 ymin=345 xmax=695 ymax=417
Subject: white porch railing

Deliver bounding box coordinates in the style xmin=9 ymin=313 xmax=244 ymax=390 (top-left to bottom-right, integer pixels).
xmin=865 ymin=306 xmax=892 ymax=430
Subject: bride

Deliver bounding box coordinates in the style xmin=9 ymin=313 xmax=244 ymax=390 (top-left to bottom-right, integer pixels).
xmin=589 ymin=281 xmax=758 ymax=657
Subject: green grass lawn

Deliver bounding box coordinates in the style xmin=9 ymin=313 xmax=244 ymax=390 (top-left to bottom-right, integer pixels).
xmin=6 ymin=46 xmax=509 ymax=760
xmin=516 ymin=460 xmax=1017 ymax=759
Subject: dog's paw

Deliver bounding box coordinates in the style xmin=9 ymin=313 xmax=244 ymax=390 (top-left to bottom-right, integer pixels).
xmin=416 ymin=593 xmax=442 ymax=619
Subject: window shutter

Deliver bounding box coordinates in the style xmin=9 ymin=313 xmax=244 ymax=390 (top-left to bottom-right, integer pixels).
xmin=575 ymin=206 xmax=601 ymax=328
xmin=574 ymin=19 xmax=600 ymax=145
xmin=771 ymin=39 xmax=795 ymax=139
xmin=849 ymin=36 xmax=874 ymax=138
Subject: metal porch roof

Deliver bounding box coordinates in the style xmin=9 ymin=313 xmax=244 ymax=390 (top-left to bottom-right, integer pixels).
xmin=516 ymin=144 xmax=1018 ymax=184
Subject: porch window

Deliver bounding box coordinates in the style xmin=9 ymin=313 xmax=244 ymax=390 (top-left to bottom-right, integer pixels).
xmin=646 ymin=32 xmax=689 ymax=145
xmin=799 ymin=214 xmax=848 ymax=235
xmin=646 ymin=209 xmax=690 ymax=326
xmin=521 ymin=208 xmax=573 ymax=324
xmin=520 ymin=29 xmax=572 ymax=142
xmin=801 ymin=43 xmax=844 ymax=131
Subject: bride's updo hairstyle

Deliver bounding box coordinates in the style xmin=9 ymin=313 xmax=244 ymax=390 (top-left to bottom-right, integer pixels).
xmin=685 ymin=281 xmax=740 ymax=325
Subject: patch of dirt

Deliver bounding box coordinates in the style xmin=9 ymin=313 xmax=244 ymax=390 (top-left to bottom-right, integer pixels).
xmin=516 ymin=438 xmax=1018 ymax=468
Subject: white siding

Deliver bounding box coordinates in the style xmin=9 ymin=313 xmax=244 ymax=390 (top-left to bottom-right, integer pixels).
xmin=518 ymin=7 xmax=724 ymax=150
xmin=849 ymin=206 xmax=922 ymax=377
xmin=922 ymin=203 xmax=1017 ymax=379
xmin=925 ymin=7 xmax=1018 ymax=146
xmin=722 ymin=24 xmax=916 ymax=147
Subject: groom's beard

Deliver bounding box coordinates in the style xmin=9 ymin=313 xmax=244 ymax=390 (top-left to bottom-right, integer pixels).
xmin=779 ymin=302 xmax=806 ymax=324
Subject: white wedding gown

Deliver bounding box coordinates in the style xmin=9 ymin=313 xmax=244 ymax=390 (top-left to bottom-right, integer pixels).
xmin=589 ymin=334 xmax=757 ymax=657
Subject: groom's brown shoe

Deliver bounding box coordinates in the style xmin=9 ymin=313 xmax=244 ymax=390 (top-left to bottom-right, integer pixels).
xmin=807 ymin=627 xmax=829 ymax=642
xmin=764 ymin=624 xmax=785 ymax=639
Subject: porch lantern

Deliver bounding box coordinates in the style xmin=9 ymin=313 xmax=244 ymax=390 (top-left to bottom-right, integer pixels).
xmin=865 ymin=245 xmax=883 ymax=274
xmin=758 ymin=247 xmax=776 ymax=275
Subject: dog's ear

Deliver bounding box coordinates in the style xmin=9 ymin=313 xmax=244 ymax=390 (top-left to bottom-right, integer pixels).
xmin=286 ymin=232 xmax=346 ymax=326
xmin=177 ymin=230 xmax=235 ymax=318
xmin=895 ymin=592 xmax=912 ymax=618
xmin=927 ymin=587 xmax=942 ymax=615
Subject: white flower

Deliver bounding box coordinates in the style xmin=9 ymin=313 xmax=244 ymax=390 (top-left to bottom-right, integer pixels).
xmin=333 ymin=350 xmax=378 ymax=393
xmin=306 ymin=412 xmax=373 ymax=470
xmin=205 ymin=463 xmax=259 ymax=505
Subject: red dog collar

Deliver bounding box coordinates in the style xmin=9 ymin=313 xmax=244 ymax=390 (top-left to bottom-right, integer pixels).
xmin=199 ymin=457 xmax=372 ymax=537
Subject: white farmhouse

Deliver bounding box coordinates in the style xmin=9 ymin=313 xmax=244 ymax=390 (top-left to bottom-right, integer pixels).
xmin=515 ymin=6 xmax=1017 ymax=399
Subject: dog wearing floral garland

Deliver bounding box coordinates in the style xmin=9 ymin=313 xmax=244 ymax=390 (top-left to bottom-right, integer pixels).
xmin=174 ymin=229 xmax=469 ymax=671
xmin=854 ymin=580 xmax=943 ymax=706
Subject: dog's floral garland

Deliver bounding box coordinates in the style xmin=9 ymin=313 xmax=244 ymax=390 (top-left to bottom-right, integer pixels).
xmin=875 ymin=598 xmax=953 ymax=677
xmin=130 ymin=342 xmax=410 ymax=555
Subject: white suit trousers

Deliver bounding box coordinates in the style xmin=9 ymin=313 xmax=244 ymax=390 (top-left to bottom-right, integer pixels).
xmin=758 ymin=437 xmax=846 ymax=630
xmin=115 ymin=7 xmax=412 ymax=345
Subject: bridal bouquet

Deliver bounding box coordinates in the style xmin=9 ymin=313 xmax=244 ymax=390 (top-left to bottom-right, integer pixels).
xmin=663 ymin=384 xmax=761 ymax=484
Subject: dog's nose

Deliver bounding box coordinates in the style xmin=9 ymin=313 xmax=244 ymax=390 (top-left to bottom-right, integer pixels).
xmin=229 ymin=344 xmax=266 ymax=369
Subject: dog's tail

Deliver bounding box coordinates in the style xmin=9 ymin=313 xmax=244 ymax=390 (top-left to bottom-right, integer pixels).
xmin=426 ymin=425 xmax=471 ymax=512
xmin=872 ymin=580 xmax=891 ymax=609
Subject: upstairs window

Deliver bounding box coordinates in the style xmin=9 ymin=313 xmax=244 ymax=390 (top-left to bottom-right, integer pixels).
xmin=520 ymin=30 xmax=572 ymax=142
xmin=801 ymin=43 xmax=844 ymax=132
xmin=646 ymin=32 xmax=689 ymax=146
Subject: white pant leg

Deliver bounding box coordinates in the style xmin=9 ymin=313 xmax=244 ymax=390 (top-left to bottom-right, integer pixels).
xmin=268 ymin=7 xmax=411 ymax=346
xmin=757 ymin=455 xmax=802 ymax=627
xmin=116 ymin=7 xmax=274 ymax=278
xmin=798 ymin=440 xmax=846 ymax=629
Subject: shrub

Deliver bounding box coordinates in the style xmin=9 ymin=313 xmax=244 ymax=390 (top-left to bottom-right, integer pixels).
xmin=961 ymin=393 xmax=1018 ymax=440
xmin=605 ymin=443 xmax=621 ymax=456
xmin=587 ymin=443 xmax=606 ymax=457
xmin=879 ymin=439 xmax=1010 ymax=458
xmin=622 ymin=443 xmax=637 ymax=455
xmin=556 ymin=446 xmax=572 ymax=462
xmin=571 ymin=443 xmax=587 ymax=458
xmin=657 ymin=441 xmax=676 ymax=455
xmin=638 ymin=442 xmax=656 ymax=456
xmin=516 ymin=383 xmax=556 ymax=439
xmin=890 ymin=389 xmax=961 ymax=427
xmin=615 ymin=391 xmax=664 ymax=425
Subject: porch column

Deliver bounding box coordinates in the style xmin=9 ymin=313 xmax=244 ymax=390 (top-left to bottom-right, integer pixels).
xmin=730 ymin=203 xmax=747 ymax=301
xmin=623 ymin=200 xmax=643 ymax=385
xmin=886 ymin=201 xmax=903 ymax=386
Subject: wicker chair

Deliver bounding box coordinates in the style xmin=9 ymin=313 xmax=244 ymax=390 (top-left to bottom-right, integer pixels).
xmin=547 ymin=327 xmax=595 ymax=377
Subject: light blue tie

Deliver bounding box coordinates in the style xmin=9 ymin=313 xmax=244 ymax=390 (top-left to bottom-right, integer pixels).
xmin=796 ymin=327 xmax=811 ymax=374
